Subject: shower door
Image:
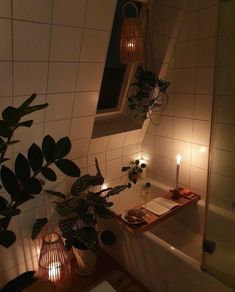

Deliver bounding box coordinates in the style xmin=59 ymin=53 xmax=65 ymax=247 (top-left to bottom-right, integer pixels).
xmin=202 ymin=0 xmax=235 ymax=290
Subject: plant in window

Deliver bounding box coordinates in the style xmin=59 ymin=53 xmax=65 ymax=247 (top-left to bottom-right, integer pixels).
xmin=127 ymin=65 xmax=170 ymax=122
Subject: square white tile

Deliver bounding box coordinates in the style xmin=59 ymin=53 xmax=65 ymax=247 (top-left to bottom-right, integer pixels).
xmin=70 ymin=116 xmax=94 ymax=140
xmin=53 ymin=0 xmax=86 ymax=27
xmin=0 ymin=19 xmax=12 ymax=60
xmin=80 ymin=29 xmax=110 ymax=62
xmin=192 ymin=120 xmax=210 ymax=145
xmin=0 ymin=0 xmax=11 ymax=18
xmin=76 ymin=62 xmax=104 ymax=91
xmin=0 ymin=62 xmax=12 ymax=97
xmin=46 ymin=93 xmax=74 ymax=121
xmin=13 ymin=0 xmax=52 ymax=23
xmin=13 ymin=21 xmax=50 ymax=61
xmin=73 ymin=91 xmax=98 ymax=117
xmin=47 ymin=62 xmax=78 ymax=93
xmin=50 ymin=25 xmax=82 ymax=62
xmin=173 ymin=117 xmax=193 ymax=142
xmin=44 ymin=119 xmax=71 ymax=141
xmin=14 ymin=62 xmax=48 ymax=95
xmin=85 ymin=0 xmax=116 ymax=30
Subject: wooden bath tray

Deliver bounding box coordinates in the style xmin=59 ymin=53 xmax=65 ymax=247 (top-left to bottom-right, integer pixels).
xmin=115 ymin=189 xmax=200 ymax=233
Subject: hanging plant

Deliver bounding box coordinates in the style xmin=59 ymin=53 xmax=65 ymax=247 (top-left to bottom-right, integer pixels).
xmin=127 ymin=65 xmax=170 ymax=122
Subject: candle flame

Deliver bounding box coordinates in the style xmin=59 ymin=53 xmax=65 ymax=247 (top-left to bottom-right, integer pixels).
xmin=48 ymin=261 xmax=61 ymax=282
xmin=176 ymin=154 xmax=181 ymax=165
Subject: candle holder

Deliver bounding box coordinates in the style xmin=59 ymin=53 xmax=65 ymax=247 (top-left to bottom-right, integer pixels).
xmin=38 ymin=232 xmax=72 ymax=292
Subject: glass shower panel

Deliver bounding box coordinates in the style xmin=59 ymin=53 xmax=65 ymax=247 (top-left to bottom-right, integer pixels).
xmin=202 ymin=0 xmax=235 ymax=290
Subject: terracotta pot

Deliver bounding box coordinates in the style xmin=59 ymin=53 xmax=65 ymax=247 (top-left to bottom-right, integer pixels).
xmin=73 ymin=247 xmax=97 ymax=276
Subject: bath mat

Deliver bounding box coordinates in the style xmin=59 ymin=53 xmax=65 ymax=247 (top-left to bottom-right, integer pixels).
xmin=86 ymin=269 xmax=145 ymax=292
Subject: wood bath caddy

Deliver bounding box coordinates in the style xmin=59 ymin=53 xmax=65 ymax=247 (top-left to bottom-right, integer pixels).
xmin=116 ymin=189 xmax=201 ymax=233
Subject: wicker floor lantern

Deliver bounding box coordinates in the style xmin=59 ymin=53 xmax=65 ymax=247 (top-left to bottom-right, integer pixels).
xmin=120 ymin=1 xmax=144 ymax=63
xmin=38 ymin=232 xmax=72 ymax=292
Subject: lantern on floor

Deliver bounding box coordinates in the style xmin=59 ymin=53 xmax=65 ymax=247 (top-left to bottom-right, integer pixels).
xmin=120 ymin=1 xmax=144 ymax=63
xmin=38 ymin=232 xmax=71 ymax=292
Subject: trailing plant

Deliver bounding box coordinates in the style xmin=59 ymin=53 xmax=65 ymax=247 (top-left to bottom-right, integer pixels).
xmin=127 ymin=65 xmax=170 ymax=122
xmin=122 ymin=159 xmax=151 ymax=195
xmin=0 ymin=94 xmax=80 ymax=248
xmin=122 ymin=159 xmax=147 ymax=184
xmin=32 ymin=158 xmax=131 ymax=252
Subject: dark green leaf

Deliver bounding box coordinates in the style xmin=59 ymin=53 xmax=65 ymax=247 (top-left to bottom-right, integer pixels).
xmin=1 ymin=271 xmax=37 ymax=291
xmin=1 ymin=165 xmax=20 ymax=201
xmin=42 ymin=135 xmax=55 ymax=162
xmin=140 ymin=163 xmax=146 ymax=168
xmin=55 ymin=159 xmax=80 ymax=177
xmin=2 ymin=106 xmax=20 ymax=126
xmin=0 ymin=196 xmax=8 ymax=213
xmin=6 ymin=140 xmax=20 ymax=145
xmin=135 ymin=160 xmax=140 ymax=165
xmin=28 ymin=143 xmax=43 ymax=172
xmin=24 ymin=178 xmax=42 ymax=194
xmin=75 ymin=227 xmax=98 ymax=252
xmin=18 ymin=93 xmax=37 ymax=110
xmin=0 ymin=120 xmax=11 ymax=138
xmin=122 ymin=166 xmax=130 ymax=172
xmin=31 ymin=218 xmax=48 ymax=240
xmin=16 ymin=120 xmax=33 ymax=128
xmin=44 ymin=189 xmax=66 ymax=199
xmin=15 ymin=153 xmax=30 ymax=182
xmin=0 ymin=230 xmax=16 ymax=248
xmin=100 ymin=230 xmax=116 ymax=247
xmin=0 ymin=208 xmax=21 ymax=217
xmin=41 ymin=167 xmax=57 ymax=182
xmin=52 ymin=137 xmax=71 ymax=160
xmin=21 ymin=104 xmax=48 ymax=117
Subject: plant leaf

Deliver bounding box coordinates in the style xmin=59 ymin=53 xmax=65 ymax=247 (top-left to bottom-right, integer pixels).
xmin=42 ymin=135 xmax=56 ymax=162
xmin=1 ymin=271 xmax=37 ymax=292
xmin=100 ymin=230 xmax=116 ymax=247
xmin=0 ymin=196 xmax=8 ymax=213
xmin=28 ymin=143 xmax=43 ymax=172
xmin=31 ymin=218 xmax=48 ymax=240
xmin=21 ymin=104 xmax=48 ymax=116
xmin=55 ymin=159 xmax=80 ymax=177
xmin=17 ymin=120 xmax=33 ymax=128
xmin=0 ymin=230 xmax=16 ymax=248
xmin=75 ymin=227 xmax=98 ymax=252
xmin=15 ymin=153 xmax=30 ymax=182
xmin=41 ymin=167 xmax=57 ymax=182
xmin=44 ymin=189 xmax=66 ymax=199
xmin=0 ymin=120 xmax=11 ymax=138
xmin=52 ymin=137 xmax=71 ymax=160
xmin=1 ymin=165 xmax=20 ymax=201
xmin=18 ymin=93 xmax=37 ymax=110
xmin=2 ymin=106 xmax=20 ymax=126
xmin=24 ymin=178 xmax=42 ymax=194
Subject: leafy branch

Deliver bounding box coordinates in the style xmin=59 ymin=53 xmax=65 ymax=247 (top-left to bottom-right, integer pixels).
xmin=0 ymin=94 xmax=80 ymax=248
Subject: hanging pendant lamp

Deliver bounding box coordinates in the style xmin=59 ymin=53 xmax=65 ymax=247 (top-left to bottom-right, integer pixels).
xmin=120 ymin=1 xmax=144 ymax=64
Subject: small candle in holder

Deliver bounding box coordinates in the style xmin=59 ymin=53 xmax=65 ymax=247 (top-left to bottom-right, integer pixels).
xmin=48 ymin=261 xmax=61 ymax=283
xmin=176 ymin=154 xmax=181 ymax=189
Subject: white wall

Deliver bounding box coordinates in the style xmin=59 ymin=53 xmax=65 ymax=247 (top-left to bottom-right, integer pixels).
xmin=0 ymin=0 xmax=145 ymax=284
xmin=143 ymin=0 xmax=219 ymax=200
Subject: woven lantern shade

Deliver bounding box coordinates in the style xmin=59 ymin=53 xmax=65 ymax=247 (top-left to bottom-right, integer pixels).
xmin=38 ymin=233 xmax=72 ymax=292
xmin=120 ymin=3 xmax=144 ymax=63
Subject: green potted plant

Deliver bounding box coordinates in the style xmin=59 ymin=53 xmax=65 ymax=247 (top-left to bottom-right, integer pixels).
xmin=127 ymin=65 xmax=170 ymax=122
xmin=0 ymin=93 xmax=80 ymax=290
xmin=122 ymin=159 xmax=147 ymax=184
xmin=32 ymin=158 xmax=131 ymax=275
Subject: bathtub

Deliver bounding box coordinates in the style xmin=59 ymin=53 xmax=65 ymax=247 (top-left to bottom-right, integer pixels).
xmin=100 ymin=179 xmax=232 ymax=292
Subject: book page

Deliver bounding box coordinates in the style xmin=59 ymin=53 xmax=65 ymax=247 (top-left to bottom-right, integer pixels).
xmin=152 ymin=197 xmax=180 ymax=210
xmin=145 ymin=201 xmax=169 ymax=216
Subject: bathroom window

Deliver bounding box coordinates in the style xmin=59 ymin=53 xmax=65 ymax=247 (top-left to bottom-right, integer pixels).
xmin=96 ymin=0 xmax=142 ymax=114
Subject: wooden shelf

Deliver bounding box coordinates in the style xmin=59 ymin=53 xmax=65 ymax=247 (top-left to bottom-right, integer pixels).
xmin=115 ymin=189 xmax=201 ymax=233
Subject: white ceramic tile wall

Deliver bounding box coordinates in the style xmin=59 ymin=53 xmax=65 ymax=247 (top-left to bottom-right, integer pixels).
xmin=143 ymin=0 xmax=219 ymax=198
xmin=0 ymin=0 xmax=144 ymax=285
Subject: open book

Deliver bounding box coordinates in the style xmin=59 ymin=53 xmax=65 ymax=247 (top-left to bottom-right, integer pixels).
xmin=145 ymin=197 xmax=180 ymax=216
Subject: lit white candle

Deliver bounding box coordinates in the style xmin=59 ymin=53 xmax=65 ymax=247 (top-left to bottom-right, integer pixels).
xmin=175 ymin=154 xmax=181 ymax=189
xmin=48 ymin=261 xmax=61 ymax=283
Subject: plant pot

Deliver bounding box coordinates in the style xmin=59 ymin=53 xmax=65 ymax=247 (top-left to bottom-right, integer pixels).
xmin=73 ymin=247 xmax=97 ymax=276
